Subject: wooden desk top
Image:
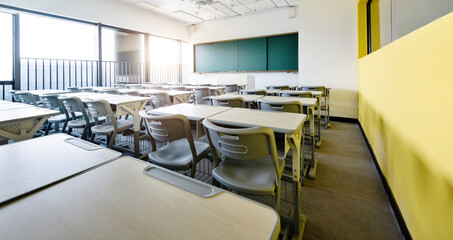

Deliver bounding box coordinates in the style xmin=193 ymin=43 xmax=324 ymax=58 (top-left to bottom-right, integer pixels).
xmin=260 ymin=96 xmax=318 ymax=107
xmin=279 ymin=90 xmax=323 ymax=96
xmin=0 ymin=134 xmax=121 ymax=206
xmin=216 ymin=93 xmax=264 ymax=102
xmin=207 ymin=108 xmax=306 ymax=134
xmin=0 ymin=107 xmax=59 ymax=123
xmin=0 ymin=157 xmax=279 ymax=240
xmin=149 ymin=103 xmax=231 ymax=121
xmin=0 ymin=102 xmax=34 ymax=111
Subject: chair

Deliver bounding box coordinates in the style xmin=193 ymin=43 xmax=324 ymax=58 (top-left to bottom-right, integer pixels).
xmin=202 ymin=119 xmax=284 ymax=213
xmin=85 ymin=99 xmax=133 ymax=148
xmin=210 ymin=96 xmax=245 ymax=108
xmin=280 ymin=91 xmax=313 ymax=98
xmin=241 ymin=89 xmax=266 ymax=95
xmin=68 ymin=87 xmax=80 ymax=93
xmin=80 ymin=88 xmax=94 ymax=92
xmin=98 ymin=89 xmax=120 ymax=95
xmin=258 ymin=99 xmax=303 ymax=114
xmin=267 ymin=85 xmax=290 ymax=90
xmin=147 ymin=86 xmax=164 ymax=90
xmin=148 ymin=92 xmax=171 ymax=108
xmin=193 ymin=87 xmax=211 ymax=104
xmin=224 ymin=84 xmax=238 ymax=93
xmin=8 ymin=90 xmax=21 ymax=102
xmin=127 ymin=84 xmax=143 ymax=89
xmin=41 ymin=95 xmax=69 ymax=135
xmin=16 ymin=92 xmax=39 ymax=106
xmin=300 ymin=86 xmax=329 ymax=128
xmin=198 ymin=84 xmax=211 ymax=86
xmin=122 ymin=90 xmax=140 ymax=96
xmin=139 ymin=111 xmax=210 ymax=178
xmin=59 ymin=96 xmax=102 ymax=140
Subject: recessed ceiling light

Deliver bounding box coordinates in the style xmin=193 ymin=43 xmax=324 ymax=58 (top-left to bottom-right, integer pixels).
xmin=172 ymin=10 xmax=205 ymax=23
xmin=270 ymin=0 xmax=289 ymax=8
xmin=209 ymin=1 xmax=239 ymax=17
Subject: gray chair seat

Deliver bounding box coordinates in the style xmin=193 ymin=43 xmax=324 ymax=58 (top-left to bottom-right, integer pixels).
xmin=91 ymin=120 xmax=133 ymax=135
xmin=48 ymin=114 xmax=67 ymax=123
xmin=148 ymin=139 xmax=210 ymax=170
xmin=68 ymin=116 xmax=105 ymax=128
xmin=212 ymin=157 xmax=284 ymax=195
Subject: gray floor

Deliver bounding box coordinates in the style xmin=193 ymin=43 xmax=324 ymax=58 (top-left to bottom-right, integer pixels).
xmin=300 ymin=122 xmax=403 ymax=240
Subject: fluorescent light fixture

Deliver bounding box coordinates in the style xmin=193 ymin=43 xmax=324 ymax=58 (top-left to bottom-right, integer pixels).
xmin=172 ymin=10 xmax=205 ymax=23
xmin=209 ymin=1 xmax=239 ymax=17
xmin=271 ymin=0 xmax=289 ymax=8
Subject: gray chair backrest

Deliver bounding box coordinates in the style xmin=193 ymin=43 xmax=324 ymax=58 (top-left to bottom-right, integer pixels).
xmin=210 ymin=97 xmax=245 ymax=108
xmin=280 ymin=92 xmax=313 ymax=98
xmin=68 ymin=87 xmax=80 ymax=93
xmin=241 ymin=90 xmax=266 ymax=95
xmin=267 ymin=85 xmax=290 ymax=90
xmin=194 ymin=88 xmax=210 ymax=101
xmin=198 ymin=84 xmax=211 ymax=86
xmin=300 ymin=86 xmax=326 ymax=92
xmin=59 ymin=96 xmax=90 ymax=120
xmin=258 ymin=99 xmax=303 ymax=114
xmin=148 ymin=86 xmax=164 ymax=90
xmin=224 ymin=84 xmax=238 ymax=93
xmin=128 ymin=85 xmax=143 ymax=89
xmin=202 ymin=119 xmax=279 ymax=169
xmin=80 ymin=88 xmax=94 ymax=92
xmin=85 ymin=99 xmax=118 ymax=128
xmin=139 ymin=111 xmax=193 ymax=143
xmin=16 ymin=92 xmax=38 ymax=106
xmin=99 ymin=89 xmax=120 ymax=95
xmin=150 ymin=92 xmax=171 ymax=108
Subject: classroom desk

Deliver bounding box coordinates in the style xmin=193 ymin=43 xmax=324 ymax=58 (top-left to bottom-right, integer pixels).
xmin=188 ymin=86 xmax=226 ymax=96
xmin=260 ymin=96 xmax=318 ymax=178
xmin=0 ymin=157 xmax=280 ymax=240
xmin=148 ymin=103 xmax=231 ymax=138
xmin=79 ymin=86 xmax=116 ymax=92
xmin=207 ymin=108 xmax=307 ymax=238
xmin=279 ymin=90 xmax=324 ymax=148
xmin=0 ymin=134 xmax=121 ymax=206
xmin=299 ymin=86 xmax=331 ymax=129
xmin=25 ymin=89 xmax=69 ymax=97
xmin=118 ymin=89 xmax=194 ymax=104
xmin=0 ymin=106 xmax=59 ymax=142
xmin=0 ymin=101 xmax=34 ymax=111
xmin=214 ymin=93 xmax=264 ymax=104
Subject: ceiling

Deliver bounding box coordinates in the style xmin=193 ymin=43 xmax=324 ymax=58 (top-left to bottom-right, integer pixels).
xmin=118 ymin=0 xmax=298 ymax=24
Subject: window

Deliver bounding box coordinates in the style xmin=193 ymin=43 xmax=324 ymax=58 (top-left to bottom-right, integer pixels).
xmin=0 ymin=12 xmax=13 ymax=81
xmin=149 ymin=36 xmax=180 ymax=83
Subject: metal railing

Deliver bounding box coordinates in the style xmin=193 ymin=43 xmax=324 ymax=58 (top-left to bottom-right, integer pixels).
xmin=0 ymin=58 xmax=193 ymax=100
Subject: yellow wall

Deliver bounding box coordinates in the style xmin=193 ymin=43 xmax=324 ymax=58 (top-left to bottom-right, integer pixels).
xmin=359 ymin=12 xmax=453 ymax=240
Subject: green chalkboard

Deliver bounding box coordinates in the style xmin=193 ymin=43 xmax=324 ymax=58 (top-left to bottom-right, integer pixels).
xmin=195 ymin=44 xmax=214 ymax=72
xmin=194 ymin=33 xmax=298 ymax=72
xmin=238 ymin=38 xmax=267 ymax=71
xmin=267 ymin=34 xmax=298 ymax=71
xmin=213 ymin=41 xmax=238 ymax=71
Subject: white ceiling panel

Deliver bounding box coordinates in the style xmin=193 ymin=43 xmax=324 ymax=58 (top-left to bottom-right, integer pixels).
xmin=117 ymin=0 xmax=297 ymax=24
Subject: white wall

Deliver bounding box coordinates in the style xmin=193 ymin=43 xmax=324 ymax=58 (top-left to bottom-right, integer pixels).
xmin=0 ymin=0 xmax=190 ymax=41
xmin=190 ymin=7 xmax=299 ymax=90
xmin=380 ymin=0 xmax=453 ymax=47
xmin=299 ymin=0 xmax=358 ymax=118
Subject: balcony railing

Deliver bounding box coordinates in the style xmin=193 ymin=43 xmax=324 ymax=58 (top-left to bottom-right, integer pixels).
xmin=0 ymin=58 xmax=192 ymax=100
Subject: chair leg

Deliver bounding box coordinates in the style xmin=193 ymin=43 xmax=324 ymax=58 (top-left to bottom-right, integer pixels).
xmin=275 ymin=183 xmax=281 ymax=214
xmin=61 ymin=121 xmax=68 ymax=133
xmin=90 ymin=133 xmax=96 ymax=142
xmin=44 ymin=123 xmax=52 ymax=136
xmin=108 ymin=132 xmax=117 ymax=149
xmin=190 ymin=164 xmax=196 ymax=178
xmin=81 ymin=127 xmax=88 ymax=140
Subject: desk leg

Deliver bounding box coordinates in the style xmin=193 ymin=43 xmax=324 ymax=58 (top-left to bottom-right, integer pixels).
xmin=305 ymin=106 xmax=317 ymax=179
xmin=315 ymin=96 xmax=323 ymax=148
xmin=120 ymin=102 xmax=147 ymax=158
xmin=195 ymin=120 xmax=205 ymax=139
xmin=0 ymin=117 xmax=50 ymax=142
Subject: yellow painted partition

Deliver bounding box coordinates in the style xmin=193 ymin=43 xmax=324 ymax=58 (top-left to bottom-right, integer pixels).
xmin=358 ymin=12 xmax=453 ymax=240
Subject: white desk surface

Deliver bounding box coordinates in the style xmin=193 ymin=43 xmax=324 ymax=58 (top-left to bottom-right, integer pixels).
xmin=0 ymin=107 xmax=59 ymax=123
xmin=0 ymin=102 xmax=34 ymax=111
xmin=217 ymin=93 xmax=264 ymax=102
xmin=279 ymin=90 xmax=323 ymax=96
xmin=79 ymin=87 xmax=115 ymax=91
xmin=207 ymin=108 xmax=306 ymax=134
xmin=82 ymin=95 xmax=152 ymax=105
xmin=0 ymin=157 xmax=279 ymax=240
xmin=260 ymin=96 xmax=318 ymax=107
xmin=25 ymin=89 xmax=69 ymax=96
xmin=134 ymin=89 xmax=195 ymax=96
xmin=149 ymin=103 xmax=231 ymax=121
xmin=0 ymin=134 xmax=121 ymax=205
